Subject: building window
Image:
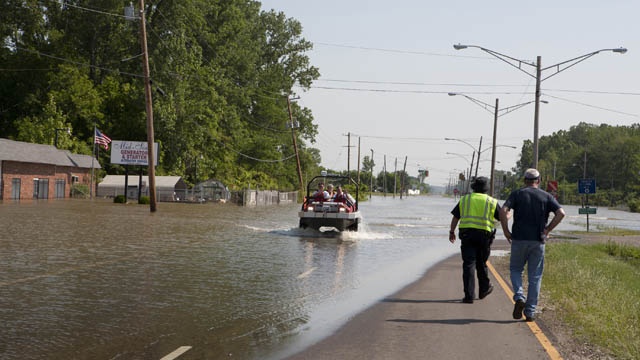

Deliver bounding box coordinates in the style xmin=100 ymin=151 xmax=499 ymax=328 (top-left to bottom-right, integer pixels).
xmin=72 ymin=175 xmax=79 ymax=183
xmin=11 ymin=178 xmax=21 ymax=199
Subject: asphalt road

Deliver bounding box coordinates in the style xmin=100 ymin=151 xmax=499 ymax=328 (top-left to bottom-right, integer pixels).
xmin=286 ymin=242 xmax=561 ymax=360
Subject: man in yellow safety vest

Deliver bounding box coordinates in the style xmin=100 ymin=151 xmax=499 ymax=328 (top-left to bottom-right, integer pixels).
xmin=448 ymin=176 xmax=502 ymax=304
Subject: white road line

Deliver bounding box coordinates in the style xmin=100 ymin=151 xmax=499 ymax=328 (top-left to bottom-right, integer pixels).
xmin=160 ymin=346 xmax=192 ymax=360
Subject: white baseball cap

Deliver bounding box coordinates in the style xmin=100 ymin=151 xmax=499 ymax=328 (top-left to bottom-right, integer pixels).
xmin=524 ymin=168 xmax=540 ymax=179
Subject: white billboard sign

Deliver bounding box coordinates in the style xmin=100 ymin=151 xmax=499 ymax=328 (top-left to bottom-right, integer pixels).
xmin=110 ymin=140 xmax=159 ymax=166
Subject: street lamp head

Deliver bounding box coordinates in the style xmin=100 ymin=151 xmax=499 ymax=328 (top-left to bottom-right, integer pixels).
xmin=447 ymin=92 xmax=458 ymax=96
xmin=613 ymin=47 xmax=627 ymax=54
xmin=540 ymin=100 xmax=549 ymax=104
xmin=453 ymin=44 xmax=468 ymax=50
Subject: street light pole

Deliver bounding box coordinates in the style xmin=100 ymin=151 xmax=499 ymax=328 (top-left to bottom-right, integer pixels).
xmin=491 ymin=98 xmax=498 ymax=196
xmin=453 ymin=44 xmax=627 ymax=168
xmin=533 ymin=56 xmax=542 ymax=167
xmin=449 ymin=92 xmax=545 ymax=195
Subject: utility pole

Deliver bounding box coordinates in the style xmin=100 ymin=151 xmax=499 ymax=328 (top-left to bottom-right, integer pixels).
xmin=475 ymin=136 xmax=482 ymax=178
xmin=383 ymin=155 xmax=387 ymax=197
xmin=393 ymin=157 xmax=397 ymax=198
xmin=346 ymin=132 xmax=351 ymax=174
xmin=287 ymin=96 xmax=304 ymax=194
xmin=400 ymin=156 xmax=407 ymax=199
xmin=357 ymin=136 xmax=361 ymax=184
xmin=138 ymin=0 xmax=157 ymax=212
xmin=490 ymin=99 xmax=498 ymax=196
xmin=370 ymin=149 xmax=374 ymax=200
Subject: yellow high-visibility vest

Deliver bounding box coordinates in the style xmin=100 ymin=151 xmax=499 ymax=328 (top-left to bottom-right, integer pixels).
xmin=459 ymin=193 xmax=498 ymax=232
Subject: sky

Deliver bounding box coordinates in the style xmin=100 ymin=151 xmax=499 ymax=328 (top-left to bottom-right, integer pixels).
xmin=259 ymin=0 xmax=639 ymax=186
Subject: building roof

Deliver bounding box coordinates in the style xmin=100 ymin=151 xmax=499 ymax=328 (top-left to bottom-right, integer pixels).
xmin=0 ymin=138 xmax=100 ymax=169
xmin=100 ymin=175 xmax=185 ymax=189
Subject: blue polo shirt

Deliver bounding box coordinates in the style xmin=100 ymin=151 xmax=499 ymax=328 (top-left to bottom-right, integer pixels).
xmin=504 ymin=186 xmax=562 ymax=241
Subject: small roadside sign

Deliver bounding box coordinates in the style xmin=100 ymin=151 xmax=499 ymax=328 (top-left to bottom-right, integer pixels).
xmin=578 ymin=207 xmax=597 ymax=214
xmin=578 ymin=179 xmax=596 ymax=194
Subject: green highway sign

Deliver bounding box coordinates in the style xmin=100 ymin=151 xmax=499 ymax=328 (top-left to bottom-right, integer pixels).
xmin=578 ymin=207 xmax=597 ymax=214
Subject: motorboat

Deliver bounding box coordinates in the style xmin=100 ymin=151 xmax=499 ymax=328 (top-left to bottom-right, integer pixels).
xmin=298 ymin=173 xmax=362 ymax=231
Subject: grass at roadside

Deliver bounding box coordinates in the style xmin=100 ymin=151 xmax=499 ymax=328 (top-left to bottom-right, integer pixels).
xmin=565 ymin=225 xmax=640 ymax=236
xmin=544 ymin=241 xmax=640 ymax=359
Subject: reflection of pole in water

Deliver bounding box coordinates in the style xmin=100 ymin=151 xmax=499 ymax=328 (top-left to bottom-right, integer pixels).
xmin=305 ymin=241 xmax=314 ymax=270
xmin=332 ymin=243 xmax=346 ymax=295
xmin=297 ymin=241 xmax=316 ymax=280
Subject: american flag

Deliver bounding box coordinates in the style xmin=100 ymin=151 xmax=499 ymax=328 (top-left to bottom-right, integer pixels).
xmin=95 ymin=128 xmax=112 ymax=150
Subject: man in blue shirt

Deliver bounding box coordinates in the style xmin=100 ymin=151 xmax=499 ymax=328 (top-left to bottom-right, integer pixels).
xmin=499 ymin=168 xmax=565 ymax=321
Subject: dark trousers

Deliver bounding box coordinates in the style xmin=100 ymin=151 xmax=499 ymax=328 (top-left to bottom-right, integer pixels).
xmin=459 ymin=229 xmax=493 ymax=300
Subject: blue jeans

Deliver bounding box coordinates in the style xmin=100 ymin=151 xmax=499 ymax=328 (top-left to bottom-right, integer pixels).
xmin=510 ymin=240 xmax=545 ymax=318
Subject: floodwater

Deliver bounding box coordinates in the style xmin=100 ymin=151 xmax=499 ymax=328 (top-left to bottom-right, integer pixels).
xmin=0 ymin=195 xmax=637 ymax=359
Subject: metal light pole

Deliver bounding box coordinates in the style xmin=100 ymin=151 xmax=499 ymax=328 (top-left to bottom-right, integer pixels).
xmin=446 ymin=151 xmax=474 ymax=194
xmin=448 ymin=93 xmax=545 ymax=196
xmin=445 ymin=136 xmax=481 ymax=177
xmin=453 ymin=44 xmax=627 ymax=169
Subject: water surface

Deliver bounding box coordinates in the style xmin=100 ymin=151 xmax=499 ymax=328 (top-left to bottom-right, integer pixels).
xmin=0 ymin=196 xmax=635 ymax=359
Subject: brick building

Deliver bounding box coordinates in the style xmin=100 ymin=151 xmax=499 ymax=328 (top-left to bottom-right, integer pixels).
xmin=0 ymin=138 xmax=100 ymax=200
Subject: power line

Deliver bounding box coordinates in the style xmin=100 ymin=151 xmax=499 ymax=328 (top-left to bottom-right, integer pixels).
xmin=317 ymin=78 xmax=531 ymax=88
xmin=545 ymin=88 xmax=640 ymax=96
xmin=314 ymin=42 xmax=490 ymax=60
xmin=543 ymin=94 xmax=640 ymax=118
xmin=60 ymin=1 xmax=136 ymax=19
xmin=308 ymin=85 xmax=534 ymax=96
xmin=212 ymin=138 xmax=298 ymax=163
xmin=15 ymin=46 xmax=144 ymax=78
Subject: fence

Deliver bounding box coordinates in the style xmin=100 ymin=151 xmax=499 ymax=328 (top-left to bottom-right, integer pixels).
xmin=229 ymin=190 xmax=298 ymax=206
xmin=96 ymin=186 xmax=297 ymax=206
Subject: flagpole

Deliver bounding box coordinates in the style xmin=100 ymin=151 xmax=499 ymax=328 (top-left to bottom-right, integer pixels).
xmin=90 ymin=124 xmax=96 ymax=199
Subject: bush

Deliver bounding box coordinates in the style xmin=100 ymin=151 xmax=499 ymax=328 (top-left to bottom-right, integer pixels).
xmin=627 ymin=199 xmax=640 ymax=213
xmin=114 ymin=195 xmax=126 ymax=203
xmin=71 ymin=184 xmax=89 ymax=198
xmin=138 ymin=196 xmax=150 ymax=204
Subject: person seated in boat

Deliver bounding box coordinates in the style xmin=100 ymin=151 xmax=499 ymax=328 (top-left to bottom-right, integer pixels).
xmin=333 ymin=186 xmax=355 ymax=212
xmin=326 ymin=184 xmax=336 ymax=200
xmin=312 ymin=182 xmax=330 ymax=202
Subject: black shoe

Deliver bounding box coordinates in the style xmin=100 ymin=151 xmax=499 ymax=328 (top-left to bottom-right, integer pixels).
xmin=512 ymin=299 xmax=525 ymax=319
xmin=525 ymin=315 xmax=535 ymax=322
xmin=479 ymin=285 xmax=494 ymax=299
xmin=462 ymin=297 xmax=474 ymax=304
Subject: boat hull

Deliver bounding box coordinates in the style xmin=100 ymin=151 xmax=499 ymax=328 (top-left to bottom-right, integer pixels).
xmin=298 ymin=210 xmax=361 ymax=231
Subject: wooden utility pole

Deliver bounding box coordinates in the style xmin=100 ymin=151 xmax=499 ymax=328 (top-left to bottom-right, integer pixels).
xmin=139 ymin=0 xmax=157 ymax=212
xmin=347 ymin=132 xmax=351 ymax=174
xmin=370 ymin=149 xmax=374 ymax=199
xmin=287 ymin=96 xmax=304 ymax=194
xmin=400 ymin=156 xmax=407 ymax=199
xmin=356 ymin=136 xmax=361 ymax=184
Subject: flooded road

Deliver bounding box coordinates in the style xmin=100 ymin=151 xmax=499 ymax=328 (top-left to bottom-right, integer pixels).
xmin=0 ymin=196 xmax=637 ymax=359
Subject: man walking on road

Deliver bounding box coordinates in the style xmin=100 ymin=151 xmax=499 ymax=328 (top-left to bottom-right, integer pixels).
xmin=449 ymin=177 xmax=501 ymax=304
xmin=499 ymin=168 xmax=565 ymax=321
